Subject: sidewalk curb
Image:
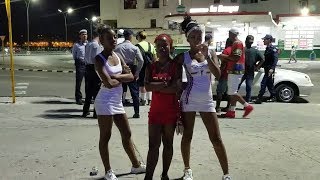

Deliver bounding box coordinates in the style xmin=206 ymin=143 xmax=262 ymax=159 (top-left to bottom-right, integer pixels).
xmin=1 ymin=67 xmax=75 ymax=73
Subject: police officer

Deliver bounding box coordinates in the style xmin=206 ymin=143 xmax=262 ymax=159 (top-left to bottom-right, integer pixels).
xmin=115 ymin=29 xmax=144 ymax=118
xmin=72 ymin=29 xmax=88 ymax=105
xmin=82 ymin=30 xmax=103 ymax=118
xmin=255 ymin=34 xmax=278 ymax=104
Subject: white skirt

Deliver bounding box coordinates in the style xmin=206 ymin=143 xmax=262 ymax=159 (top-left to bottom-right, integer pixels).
xmin=181 ymin=98 xmax=216 ymax=113
xmin=94 ymin=87 xmax=125 ymax=116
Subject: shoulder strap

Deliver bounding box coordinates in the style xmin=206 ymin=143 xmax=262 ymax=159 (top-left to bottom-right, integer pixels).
xmin=98 ymin=53 xmax=107 ymax=63
xmin=147 ymin=42 xmax=151 ymax=53
xmin=136 ymin=44 xmax=146 ymax=55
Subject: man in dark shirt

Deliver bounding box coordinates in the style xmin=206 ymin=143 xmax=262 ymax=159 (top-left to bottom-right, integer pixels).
xmin=255 ymin=34 xmax=278 ymax=104
xmin=238 ymin=35 xmax=264 ymax=102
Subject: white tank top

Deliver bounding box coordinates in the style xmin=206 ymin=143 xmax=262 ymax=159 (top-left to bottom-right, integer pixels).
xmin=97 ymin=52 xmax=123 ymax=93
xmin=181 ymin=51 xmax=213 ymax=104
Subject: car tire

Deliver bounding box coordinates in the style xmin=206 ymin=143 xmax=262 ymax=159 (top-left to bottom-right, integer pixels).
xmin=275 ymin=84 xmax=297 ymax=103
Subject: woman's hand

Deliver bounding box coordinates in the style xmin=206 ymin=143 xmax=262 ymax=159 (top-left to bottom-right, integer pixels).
xmin=196 ymin=44 xmax=209 ymax=58
xmin=123 ymin=65 xmax=131 ymax=74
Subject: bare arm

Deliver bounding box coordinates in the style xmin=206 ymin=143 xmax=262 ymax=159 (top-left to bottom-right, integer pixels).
xmin=207 ymin=50 xmax=221 ymax=80
xmin=144 ymin=64 xmax=166 ymax=91
xmin=218 ymin=53 xmax=240 ymax=62
xmin=94 ymin=56 xmax=121 ymax=88
xmin=255 ymin=50 xmax=265 ymax=70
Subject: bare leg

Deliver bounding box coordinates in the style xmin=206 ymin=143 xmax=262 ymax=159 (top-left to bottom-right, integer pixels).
xmin=113 ymin=114 xmax=140 ymax=168
xmin=162 ymin=123 xmax=176 ymax=177
xmin=144 ymin=124 xmax=162 ymax=180
xmin=97 ymin=115 xmax=113 ymax=173
xmin=230 ymin=94 xmax=246 ymax=107
xmin=181 ymin=112 xmax=196 ymax=169
xmin=199 ymin=112 xmax=229 ymax=175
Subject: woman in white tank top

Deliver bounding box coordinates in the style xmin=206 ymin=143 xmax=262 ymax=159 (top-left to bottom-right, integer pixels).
xmin=94 ymin=26 xmax=146 ymax=180
xmin=175 ymin=16 xmax=232 ymax=180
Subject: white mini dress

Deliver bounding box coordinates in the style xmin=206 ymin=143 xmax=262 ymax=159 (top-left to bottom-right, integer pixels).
xmin=94 ymin=53 xmax=125 ymax=116
xmin=180 ymin=51 xmax=216 ymax=112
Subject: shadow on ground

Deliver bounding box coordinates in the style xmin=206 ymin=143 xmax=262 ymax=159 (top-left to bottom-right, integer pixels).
xmin=31 ymin=100 xmax=76 ymax=105
xmin=37 ymin=114 xmax=83 ymax=119
xmin=45 ymin=108 xmax=85 ymax=113
xmin=88 ymin=172 xmax=182 ymax=180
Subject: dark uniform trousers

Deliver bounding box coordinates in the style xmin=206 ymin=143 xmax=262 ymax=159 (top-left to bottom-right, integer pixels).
xmin=83 ymin=64 xmax=101 ymax=113
xmin=123 ymin=64 xmax=139 ymax=115
xmin=75 ymin=61 xmax=86 ymax=102
xmin=258 ymin=67 xmax=275 ymax=98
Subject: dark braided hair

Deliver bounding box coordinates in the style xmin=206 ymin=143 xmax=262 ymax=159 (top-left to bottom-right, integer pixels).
xmin=180 ymin=15 xmax=199 ymax=35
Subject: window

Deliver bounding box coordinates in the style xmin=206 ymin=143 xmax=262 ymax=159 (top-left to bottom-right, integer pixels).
xmin=124 ymin=0 xmax=137 ymax=9
xmin=242 ymin=0 xmax=258 ymax=3
xmin=104 ymin=20 xmax=117 ymax=29
xmin=214 ymin=0 xmax=221 ymax=4
xmin=145 ymin=0 xmax=159 ymax=8
xmin=151 ymin=19 xmax=157 ymax=28
xmin=231 ymin=0 xmax=238 ymax=3
xmin=163 ymin=0 xmax=168 ymax=6
xmin=299 ymin=0 xmax=308 ymax=7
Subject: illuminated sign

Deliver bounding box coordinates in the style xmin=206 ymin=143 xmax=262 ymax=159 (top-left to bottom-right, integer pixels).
xmin=190 ymin=5 xmax=239 ymax=13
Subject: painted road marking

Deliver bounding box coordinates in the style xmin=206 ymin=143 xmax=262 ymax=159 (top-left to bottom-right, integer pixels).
xmin=15 ymin=91 xmax=27 ymax=95
xmin=15 ymin=86 xmax=28 ymax=90
xmin=16 ymin=83 xmax=29 ymax=86
xmin=15 ymin=82 xmax=29 ymax=96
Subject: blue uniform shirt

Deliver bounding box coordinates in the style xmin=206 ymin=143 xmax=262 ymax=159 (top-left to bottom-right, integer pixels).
xmin=72 ymin=41 xmax=87 ymax=64
xmin=114 ymin=40 xmax=144 ymax=76
xmin=84 ymin=40 xmax=103 ymax=65
xmin=262 ymin=44 xmax=278 ymax=70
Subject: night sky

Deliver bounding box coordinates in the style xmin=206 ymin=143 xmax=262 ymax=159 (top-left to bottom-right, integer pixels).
xmin=0 ymin=0 xmax=100 ymax=43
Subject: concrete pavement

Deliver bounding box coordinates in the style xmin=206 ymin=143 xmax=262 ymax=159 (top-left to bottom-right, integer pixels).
xmin=0 ymin=97 xmax=320 ymax=180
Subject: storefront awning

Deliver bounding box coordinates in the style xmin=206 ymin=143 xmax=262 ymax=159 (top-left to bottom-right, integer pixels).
xmin=164 ymin=12 xmax=278 ymax=28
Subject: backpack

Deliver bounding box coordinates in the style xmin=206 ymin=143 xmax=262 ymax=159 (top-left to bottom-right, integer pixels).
xmin=136 ymin=42 xmax=153 ymax=65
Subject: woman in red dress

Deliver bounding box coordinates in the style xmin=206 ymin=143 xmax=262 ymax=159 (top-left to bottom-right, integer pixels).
xmin=144 ymin=34 xmax=181 ymax=180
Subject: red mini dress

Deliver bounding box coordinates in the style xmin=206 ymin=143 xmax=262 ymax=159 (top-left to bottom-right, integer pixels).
xmin=148 ymin=61 xmax=179 ymax=125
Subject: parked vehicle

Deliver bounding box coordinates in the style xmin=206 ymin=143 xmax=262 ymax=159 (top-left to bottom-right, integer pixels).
xmin=212 ymin=68 xmax=313 ymax=103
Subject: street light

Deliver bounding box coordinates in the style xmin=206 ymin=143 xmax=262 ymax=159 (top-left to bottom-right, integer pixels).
xmin=58 ymin=8 xmax=73 ymax=42
xmin=25 ymin=0 xmax=37 ymax=53
xmin=85 ymin=16 xmax=98 ymax=40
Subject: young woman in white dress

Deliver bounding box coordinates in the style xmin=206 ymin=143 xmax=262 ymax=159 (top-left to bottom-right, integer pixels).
xmin=94 ymin=26 xmax=146 ymax=180
xmin=174 ymin=16 xmax=232 ymax=180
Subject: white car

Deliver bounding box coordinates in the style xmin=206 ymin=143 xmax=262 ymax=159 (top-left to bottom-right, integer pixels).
xmin=212 ymin=68 xmax=314 ymax=103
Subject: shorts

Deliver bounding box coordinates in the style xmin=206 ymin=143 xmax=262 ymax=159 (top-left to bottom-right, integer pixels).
xmin=227 ymin=74 xmax=243 ymax=95
xmin=148 ymin=111 xmax=178 ymax=125
xmin=216 ymin=79 xmax=228 ymax=95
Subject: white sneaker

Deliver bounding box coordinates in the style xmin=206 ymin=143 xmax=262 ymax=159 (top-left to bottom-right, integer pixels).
xmin=130 ymin=162 xmax=146 ymax=174
xmin=222 ymin=174 xmax=232 ymax=180
xmin=183 ymin=169 xmax=193 ymax=180
xmin=104 ymin=169 xmax=118 ymax=180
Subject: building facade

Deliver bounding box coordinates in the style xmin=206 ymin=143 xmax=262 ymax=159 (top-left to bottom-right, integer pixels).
xmin=100 ymin=0 xmax=320 ymax=58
